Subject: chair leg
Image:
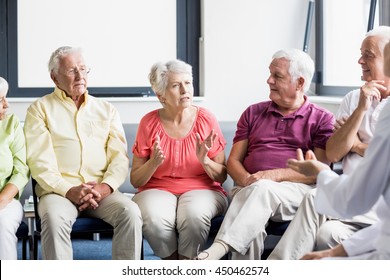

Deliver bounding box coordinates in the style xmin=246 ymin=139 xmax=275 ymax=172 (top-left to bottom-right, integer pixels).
xmin=93 ymin=233 xmax=100 ymax=241
xmin=33 ymin=235 xmax=39 ymax=260
xmin=28 ymin=236 xmax=33 ymax=260
xmin=141 ymin=239 xmax=144 ymax=260
xmin=22 ymin=237 xmax=27 ymax=260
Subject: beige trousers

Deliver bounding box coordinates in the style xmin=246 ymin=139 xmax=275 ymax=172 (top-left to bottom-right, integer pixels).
xmin=38 ymin=191 xmax=142 ymax=260
xmin=133 ymin=189 xmax=228 ymax=259
xmin=268 ymin=188 xmax=375 ymax=260
xmin=0 ymin=199 xmax=23 ymax=260
xmin=215 ymin=179 xmax=313 ymax=260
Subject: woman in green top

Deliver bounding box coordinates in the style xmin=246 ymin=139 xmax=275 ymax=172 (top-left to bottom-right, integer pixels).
xmin=0 ymin=77 xmax=29 ymax=259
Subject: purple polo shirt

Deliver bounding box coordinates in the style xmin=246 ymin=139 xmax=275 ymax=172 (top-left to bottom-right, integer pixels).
xmin=233 ymin=97 xmax=334 ymax=174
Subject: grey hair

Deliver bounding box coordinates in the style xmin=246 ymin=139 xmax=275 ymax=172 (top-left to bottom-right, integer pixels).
xmin=366 ymin=25 xmax=390 ymax=40
xmin=272 ymin=48 xmax=314 ymax=93
xmin=365 ymin=25 xmax=390 ymax=50
xmin=148 ymin=59 xmax=192 ymax=96
xmin=0 ymin=76 xmax=9 ymax=96
xmin=48 ymin=46 xmax=82 ymax=74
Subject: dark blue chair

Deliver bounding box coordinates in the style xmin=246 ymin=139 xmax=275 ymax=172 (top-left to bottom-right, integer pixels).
xmin=266 ymin=220 xmax=290 ymax=236
xmin=32 ymin=178 xmax=143 ymax=260
xmin=16 ymin=220 xmax=32 ymax=260
xmin=262 ymin=220 xmax=290 ymax=259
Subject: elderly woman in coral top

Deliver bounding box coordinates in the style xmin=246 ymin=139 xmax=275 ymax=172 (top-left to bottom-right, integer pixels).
xmin=131 ymin=59 xmax=228 ymax=260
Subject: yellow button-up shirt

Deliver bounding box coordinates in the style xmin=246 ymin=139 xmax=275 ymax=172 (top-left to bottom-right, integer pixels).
xmin=0 ymin=114 xmax=29 ymax=198
xmin=24 ymin=87 xmax=129 ymax=197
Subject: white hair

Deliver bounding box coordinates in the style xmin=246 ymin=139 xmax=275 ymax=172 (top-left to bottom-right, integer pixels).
xmin=0 ymin=76 xmax=9 ymax=96
xmin=365 ymin=26 xmax=390 ymax=52
xmin=148 ymin=59 xmax=192 ymax=96
xmin=48 ymin=46 xmax=83 ymax=74
xmin=272 ymin=48 xmax=315 ymax=93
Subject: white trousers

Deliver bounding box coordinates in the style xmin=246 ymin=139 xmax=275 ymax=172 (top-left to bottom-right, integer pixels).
xmin=215 ymin=179 xmax=313 ymax=260
xmin=0 ymin=199 xmax=23 ymax=260
xmin=133 ymin=189 xmax=228 ymax=259
xmin=38 ymin=191 xmax=143 ymax=260
xmin=268 ymin=188 xmax=374 ymax=260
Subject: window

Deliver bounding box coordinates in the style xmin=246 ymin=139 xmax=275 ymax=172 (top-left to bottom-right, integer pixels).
xmin=315 ymin=0 xmax=382 ymax=96
xmin=0 ymin=0 xmax=200 ymax=97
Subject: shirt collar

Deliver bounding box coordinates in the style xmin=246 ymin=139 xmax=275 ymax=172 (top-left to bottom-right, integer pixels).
xmin=268 ymin=95 xmax=309 ymax=118
xmin=54 ymin=86 xmax=89 ymax=104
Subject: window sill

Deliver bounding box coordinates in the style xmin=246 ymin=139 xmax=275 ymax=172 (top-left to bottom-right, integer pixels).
xmin=8 ymin=96 xmax=206 ymax=103
xmin=308 ymin=95 xmax=343 ymax=105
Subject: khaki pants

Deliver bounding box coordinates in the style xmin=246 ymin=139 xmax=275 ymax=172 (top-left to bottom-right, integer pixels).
xmin=215 ymin=179 xmax=313 ymax=260
xmin=133 ymin=189 xmax=228 ymax=259
xmin=38 ymin=191 xmax=142 ymax=260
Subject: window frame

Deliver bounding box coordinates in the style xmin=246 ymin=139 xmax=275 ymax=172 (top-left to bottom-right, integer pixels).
xmin=314 ymin=0 xmax=380 ymax=96
xmin=0 ymin=0 xmax=201 ymax=98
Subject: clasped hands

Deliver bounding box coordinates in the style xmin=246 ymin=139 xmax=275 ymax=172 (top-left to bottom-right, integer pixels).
xmin=66 ymin=182 xmax=111 ymax=211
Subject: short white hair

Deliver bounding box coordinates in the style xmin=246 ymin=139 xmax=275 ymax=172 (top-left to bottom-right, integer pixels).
xmin=0 ymin=76 xmax=9 ymax=96
xmin=365 ymin=26 xmax=390 ymax=53
xmin=272 ymin=48 xmax=315 ymax=93
xmin=48 ymin=46 xmax=83 ymax=74
xmin=148 ymin=59 xmax=192 ymax=96
xmin=366 ymin=25 xmax=390 ymax=40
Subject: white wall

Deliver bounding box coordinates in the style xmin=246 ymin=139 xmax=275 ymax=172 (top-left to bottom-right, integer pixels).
xmin=8 ymin=0 xmax=339 ymax=123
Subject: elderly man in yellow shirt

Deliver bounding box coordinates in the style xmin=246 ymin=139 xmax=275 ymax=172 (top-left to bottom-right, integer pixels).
xmin=24 ymin=46 xmax=142 ymax=260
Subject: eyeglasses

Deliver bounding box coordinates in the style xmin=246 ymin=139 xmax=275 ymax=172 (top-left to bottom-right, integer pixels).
xmin=62 ymin=67 xmax=91 ymax=77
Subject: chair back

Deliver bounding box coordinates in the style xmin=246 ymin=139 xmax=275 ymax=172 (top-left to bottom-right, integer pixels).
xmin=31 ymin=178 xmax=41 ymax=232
xmin=16 ymin=221 xmax=32 ymax=260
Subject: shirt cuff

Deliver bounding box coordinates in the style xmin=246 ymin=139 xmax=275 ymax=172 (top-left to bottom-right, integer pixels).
xmin=8 ymin=175 xmax=29 ymax=198
xmin=55 ymin=181 xmax=75 ymax=197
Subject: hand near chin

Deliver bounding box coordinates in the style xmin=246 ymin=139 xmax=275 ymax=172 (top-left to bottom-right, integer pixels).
xmin=287 ymin=148 xmax=330 ymax=177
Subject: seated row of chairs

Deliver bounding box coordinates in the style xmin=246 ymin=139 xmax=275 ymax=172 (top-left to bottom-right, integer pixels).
xmin=17 ymin=179 xmax=289 ymax=260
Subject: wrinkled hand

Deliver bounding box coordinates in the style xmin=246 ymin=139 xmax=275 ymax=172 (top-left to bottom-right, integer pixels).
xmin=150 ymin=135 xmax=165 ymax=167
xmin=300 ymin=249 xmax=332 ymax=260
xmin=243 ymin=171 xmax=269 ymax=187
xmin=66 ymin=183 xmax=101 ymax=211
xmin=358 ymin=80 xmax=386 ymax=111
xmin=196 ymin=130 xmax=216 ymax=164
xmin=84 ymin=182 xmax=112 ymax=200
xmin=287 ymin=148 xmax=330 ymax=177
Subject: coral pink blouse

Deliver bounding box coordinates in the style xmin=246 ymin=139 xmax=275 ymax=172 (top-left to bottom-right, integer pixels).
xmin=132 ymin=106 xmax=226 ymax=195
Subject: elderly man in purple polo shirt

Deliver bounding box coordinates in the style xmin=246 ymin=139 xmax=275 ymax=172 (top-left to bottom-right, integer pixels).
xmin=195 ymin=48 xmax=334 ymax=260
